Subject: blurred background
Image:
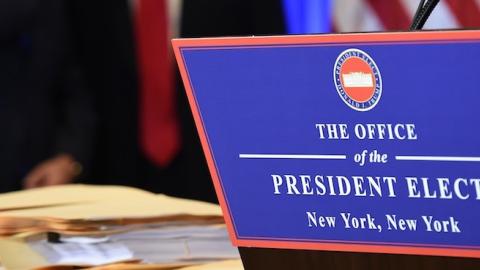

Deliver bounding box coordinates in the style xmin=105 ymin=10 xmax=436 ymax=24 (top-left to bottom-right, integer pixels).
xmin=0 ymin=0 xmax=478 ymax=203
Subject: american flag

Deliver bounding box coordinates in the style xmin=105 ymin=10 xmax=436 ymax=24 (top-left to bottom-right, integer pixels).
xmin=333 ymin=0 xmax=480 ymax=32
xmin=284 ymin=0 xmax=480 ymax=34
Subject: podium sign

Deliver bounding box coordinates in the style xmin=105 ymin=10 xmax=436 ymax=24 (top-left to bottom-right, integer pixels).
xmin=173 ymin=31 xmax=480 ymax=258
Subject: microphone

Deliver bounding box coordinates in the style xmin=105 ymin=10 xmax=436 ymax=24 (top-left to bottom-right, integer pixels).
xmin=410 ymin=0 xmax=441 ymax=30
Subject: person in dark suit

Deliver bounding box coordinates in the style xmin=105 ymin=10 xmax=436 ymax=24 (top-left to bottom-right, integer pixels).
xmin=0 ymin=0 xmax=95 ymax=192
xmin=65 ymin=0 xmax=284 ymax=202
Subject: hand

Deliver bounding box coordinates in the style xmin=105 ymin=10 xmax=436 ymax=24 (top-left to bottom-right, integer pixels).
xmin=23 ymin=154 xmax=82 ymax=189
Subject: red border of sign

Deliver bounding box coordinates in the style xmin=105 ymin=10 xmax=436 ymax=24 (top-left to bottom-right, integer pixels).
xmin=172 ymin=30 xmax=480 ymax=259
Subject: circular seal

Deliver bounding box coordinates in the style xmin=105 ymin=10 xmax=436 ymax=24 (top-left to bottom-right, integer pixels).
xmin=333 ymin=49 xmax=382 ymax=112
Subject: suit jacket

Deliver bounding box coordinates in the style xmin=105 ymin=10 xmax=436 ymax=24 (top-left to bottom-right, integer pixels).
xmin=64 ymin=0 xmax=285 ymax=202
xmin=67 ymin=0 xmax=141 ymax=188
xmin=0 ymin=0 xmax=95 ymax=192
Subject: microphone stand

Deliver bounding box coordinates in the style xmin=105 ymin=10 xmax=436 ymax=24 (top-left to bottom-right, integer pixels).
xmin=410 ymin=0 xmax=441 ymax=30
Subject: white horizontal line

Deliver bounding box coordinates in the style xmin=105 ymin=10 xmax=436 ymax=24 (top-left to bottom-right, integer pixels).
xmin=395 ymin=156 xmax=480 ymax=162
xmin=238 ymin=154 xmax=347 ymax=160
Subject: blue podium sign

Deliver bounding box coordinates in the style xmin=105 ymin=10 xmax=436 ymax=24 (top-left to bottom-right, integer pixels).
xmin=173 ymin=31 xmax=480 ymax=258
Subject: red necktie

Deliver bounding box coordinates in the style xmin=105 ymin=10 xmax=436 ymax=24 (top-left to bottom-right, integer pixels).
xmin=135 ymin=0 xmax=181 ymax=167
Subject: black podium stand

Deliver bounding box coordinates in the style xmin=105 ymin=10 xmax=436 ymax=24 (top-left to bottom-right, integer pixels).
xmin=239 ymin=248 xmax=480 ymax=270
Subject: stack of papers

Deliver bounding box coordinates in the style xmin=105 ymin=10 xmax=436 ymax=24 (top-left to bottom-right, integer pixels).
xmin=29 ymin=225 xmax=238 ymax=266
xmin=31 ymin=241 xmax=134 ymax=266
xmin=0 ymin=185 xmax=223 ymax=236
xmin=0 ymin=185 xmax=240 ymax=270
